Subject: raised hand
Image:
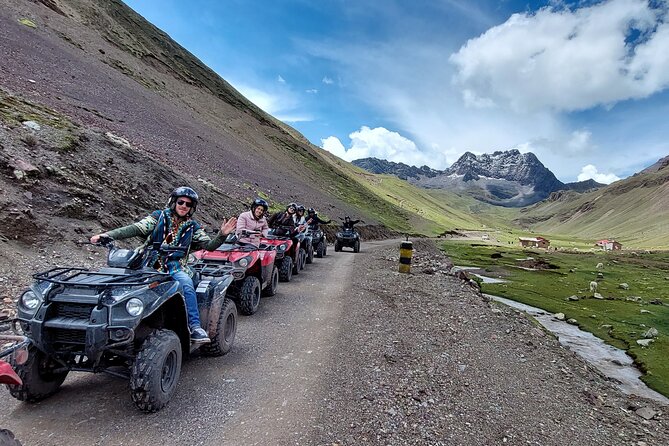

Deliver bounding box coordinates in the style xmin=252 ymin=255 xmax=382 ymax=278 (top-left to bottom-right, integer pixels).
xmin=220 ymin=217 xmax=238 ymax=235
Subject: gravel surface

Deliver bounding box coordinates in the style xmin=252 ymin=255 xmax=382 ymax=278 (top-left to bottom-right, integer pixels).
xmin=312 ymin=240 xmax=668 ymax=446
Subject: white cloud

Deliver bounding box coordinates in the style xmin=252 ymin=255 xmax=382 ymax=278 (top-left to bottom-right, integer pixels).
xmin=450 ymin=0 xmax=669 ymax=112
xmin=577 ymin=164 xmax=620 ymax=184
xmin=231 ymin=82 xmax=314 ymax=123
xmin=306 ymin=88 xmax=319 ymax=94
xmin=277 ymin=75 xmax=286 ymax=84
xmin=322 ymin=76 xmax=334 ymax=85
xmin=321 ymin=126 xmax=448 ymax=167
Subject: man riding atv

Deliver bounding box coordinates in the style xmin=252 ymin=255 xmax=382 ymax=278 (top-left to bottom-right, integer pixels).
xmin=90 ymin=186 xmax=237 ymax=344
xmin=236 ymin=198 xmax=270 ymax=245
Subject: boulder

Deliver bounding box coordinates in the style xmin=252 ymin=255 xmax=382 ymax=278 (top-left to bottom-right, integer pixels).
xmin=636 ymin=339 xmax=654 ymax=347
xmin=618 ymin=283 xmax=629 ymax=290
xmin=644 ymin=328 xmax=659 ymax=339
xmin=554 ymin=313 xmax=566 ymax=321
xmin=567 ymin=318 xmax=578 ymax=325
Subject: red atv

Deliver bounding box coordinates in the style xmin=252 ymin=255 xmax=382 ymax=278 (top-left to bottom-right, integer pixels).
xmin=192 ymin=232 xmax=279 ymax=315
xmin=262 ymin=227 xmax=306 ymax=282
xmin=0 ymin=333 xmax=27 ymax=387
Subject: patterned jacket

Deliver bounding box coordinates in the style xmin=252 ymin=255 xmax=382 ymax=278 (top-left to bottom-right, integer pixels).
xmin=106 ymin=208 xmax=225 ymax=275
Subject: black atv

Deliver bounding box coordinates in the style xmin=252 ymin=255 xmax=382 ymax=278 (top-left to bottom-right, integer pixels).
xmin=7 ymin=237 xmax=238 ymax=413
xmin=334 ymin=227 xmax=361 ymax=253
xmin=307 ymin=225 xmax=327 ymax=258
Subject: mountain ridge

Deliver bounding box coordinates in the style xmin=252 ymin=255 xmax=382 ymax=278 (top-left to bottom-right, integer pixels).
xmin=353 ymin=152 xmax=604 ymax=207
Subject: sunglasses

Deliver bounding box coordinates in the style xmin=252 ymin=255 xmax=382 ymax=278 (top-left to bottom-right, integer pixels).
xmin=176 ymin=200 xmax=193 ymax=208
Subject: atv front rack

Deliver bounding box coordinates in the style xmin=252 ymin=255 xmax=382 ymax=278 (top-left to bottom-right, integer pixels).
xmin=191 ymin=262 xmax=238 ymax=278
xmin=33 ymin=267 xmax=169 ymax=287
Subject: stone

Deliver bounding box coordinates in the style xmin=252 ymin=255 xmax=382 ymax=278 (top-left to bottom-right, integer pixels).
xmin=643 ymin=328 xmax=658 ymax=339
xmin=567 ymin=318 xmax=578 ymax=325
xmin=635 ymin=407 xmax=657 ymax=420
xmin=567 ymin=295 xmax=579 ymax=301
xmin=596 ymin=263 xmax=604 ymax=269
xmin=640 ymin=309 xmax=651 ymax=314
xmin=22 ymin=120 xmax=41 ymax=131
xmin=636 ymin=339 xmax=654 ymax=347
xmin=600 ymin=324 xmax=613 ymax=329
xmin=554 ymin=313 xmax=565 ymax=321
xmin=593 ymin=293 xmax=604 ymax=299
xmin=618 ymin=283 xmax=629 ymax=290
xmin=649 ymin=299 xmax=663 ymax=305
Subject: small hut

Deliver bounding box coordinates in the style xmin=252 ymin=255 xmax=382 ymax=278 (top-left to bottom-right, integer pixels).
xmin=519 ymin=236 xmax=550 ymax=249
xmin=595 ymin=239 xmax=622 ymax=251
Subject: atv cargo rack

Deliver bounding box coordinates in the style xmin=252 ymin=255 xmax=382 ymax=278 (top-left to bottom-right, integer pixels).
xmin=32 ymin=267 xmax=169 ymax=287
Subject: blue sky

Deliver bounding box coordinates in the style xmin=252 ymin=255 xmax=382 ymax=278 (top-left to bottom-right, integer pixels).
xmin=124 ymin=0 xmax=669 ymax=183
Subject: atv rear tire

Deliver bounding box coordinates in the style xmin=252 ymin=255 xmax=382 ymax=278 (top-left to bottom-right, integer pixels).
xmin=262 ymin=266 xmax=279 ymax=297
xmin=299 ymin=249 xmax=307 ymax=270
xmin=278 ymin=257 xmax=293 ymax=282
xmin=315 ymin=241 xmax=325 ymax=258
xmin=354 ymin=240 xmax=360 ymax=253
xmin=8 ymin=346 xmax=68 ymax=403
xmin=238 ymin=276 xmax=261 ymax=315
xmin=201 ymin=298 xmax=237 ymax=357
xmin=334 ymin=241 xmax=341 ymax=252
xmin=130 ymin=329 xmax=182 ymax=413
xmin=293 ymin=252 xmax=301 ymax=275
xmin=306 ymin=244 xmax=314 ymax=264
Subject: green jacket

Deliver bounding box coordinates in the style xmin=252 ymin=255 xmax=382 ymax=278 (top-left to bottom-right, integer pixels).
xmin=107 ymin=208 xmax=225 ymax=274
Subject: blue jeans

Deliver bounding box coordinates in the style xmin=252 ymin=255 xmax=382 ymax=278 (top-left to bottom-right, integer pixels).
xmin=171 ymin=271 xmax=200 ymax=329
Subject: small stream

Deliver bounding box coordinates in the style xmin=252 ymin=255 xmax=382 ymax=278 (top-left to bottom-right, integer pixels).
xmin=489 ymin=294 xmax=669 ymax=405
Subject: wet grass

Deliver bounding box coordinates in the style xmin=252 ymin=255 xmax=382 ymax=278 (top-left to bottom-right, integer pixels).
xmin=441 ymin=240 xmax=669 ymax=397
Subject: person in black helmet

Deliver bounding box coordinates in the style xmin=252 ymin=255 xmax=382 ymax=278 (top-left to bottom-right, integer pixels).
xmin=342 ymin=216 xmax=364 ymax=230
xmin=306 ymin=207 xmax=331 ymax=229
xmin=268 ymin=202 xmax=303 ymax=236
xmin=293 ymin=204 xmax=308 ymax=233
xmin=236 ymin=198 xmax=270 ymax=245
xmin=90 ymin=186 xmax=238 ymax=344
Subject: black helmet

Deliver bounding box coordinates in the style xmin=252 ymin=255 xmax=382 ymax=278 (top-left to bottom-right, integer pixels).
xmin=168 ymin=186 xmax=198 ymax=216
xmin=287 ymin=202 xmax=297 ymax=212
xmin=251 ymin=198 xmax=268 ymax=214
xmin=307 ymin=207 xmax=315 ymax=214
xmin=297 ymin=204 xmax=305 ymax=212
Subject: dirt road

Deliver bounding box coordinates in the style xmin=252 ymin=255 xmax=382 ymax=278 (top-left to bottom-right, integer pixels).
xmin=0 ymin=241 xmax=381 ymax=446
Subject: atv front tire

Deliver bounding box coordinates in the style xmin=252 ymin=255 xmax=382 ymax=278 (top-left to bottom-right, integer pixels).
xmin=130 ymin=329 xmax=182 ymax=413
xmin=278 ymin=257 xmax=293 ymax=282
xmin=238 ymin=276 xmax=261 ymax=315
xmin=334 ymin=241 xmax=341 ymax=252
xmin=201 ymin=298 xmax=237 ymax=357
xmin=262 ymin=266 xmax=279 ymax=297
xmin=8 ymin=346 xmax=68 ymax=403
xmin=306 ymin=244 xmax=314 ymax=264
xmin=354 ymin=240 xmax=360 ymax=253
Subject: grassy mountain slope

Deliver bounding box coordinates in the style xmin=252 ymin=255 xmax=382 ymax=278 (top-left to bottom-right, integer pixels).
xmin=517 ymin=166 xmax=669 ymax=249
xmin=0 ymin=0 xmax=491 ymax=243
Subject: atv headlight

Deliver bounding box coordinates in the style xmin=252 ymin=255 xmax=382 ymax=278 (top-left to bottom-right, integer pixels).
xmin=278 ymin=244 xmax=287 ymax=251
xmin=20 ymin=290 xmax=42 ymax=312
xmin=126 ymin=298 xmax=144 ymax=317
xmin=236 ymin=256 xmax=252 ymax=268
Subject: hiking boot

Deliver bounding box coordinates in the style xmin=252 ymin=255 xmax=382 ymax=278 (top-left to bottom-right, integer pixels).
xmin=190 ymin=326 xmax=210 ymax=344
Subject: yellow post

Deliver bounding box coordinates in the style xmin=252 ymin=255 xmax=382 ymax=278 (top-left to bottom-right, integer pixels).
xmin=399 ymin=240 xmax=413 ymax=273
